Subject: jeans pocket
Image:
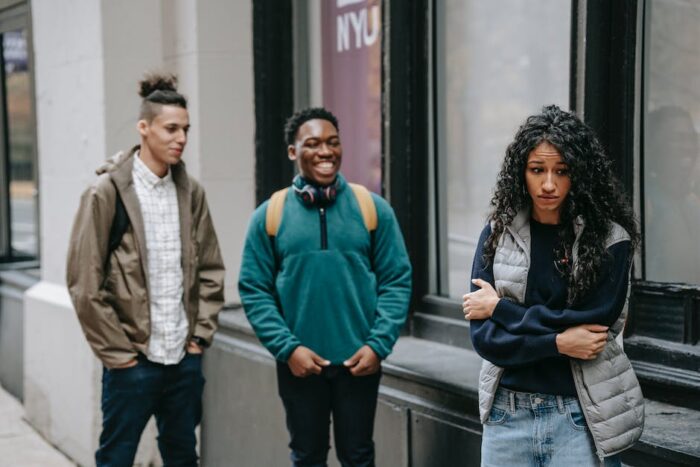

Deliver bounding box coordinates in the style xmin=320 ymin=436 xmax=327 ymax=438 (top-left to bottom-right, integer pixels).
xmin=566 ymin=404 xmax=588 ymax=431
xmin=484 ymin=406 xmax=509 ymax=426
xmin=104 ymin=362 xmax=145 ymax=392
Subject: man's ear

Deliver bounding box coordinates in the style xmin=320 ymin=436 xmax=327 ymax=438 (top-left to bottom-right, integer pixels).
xmin=137 ymin=119 xmax=149 ymax=138
xmin=288 ymin=144 xmax=297 ymax=161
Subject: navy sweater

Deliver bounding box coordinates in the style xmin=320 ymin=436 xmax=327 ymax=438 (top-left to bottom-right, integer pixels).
xmin=469 ymin=220 xmax=631 ymax=396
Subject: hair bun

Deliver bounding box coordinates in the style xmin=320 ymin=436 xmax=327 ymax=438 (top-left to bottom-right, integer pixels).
xmin=139 ymin=73 xmax=178 ymax=98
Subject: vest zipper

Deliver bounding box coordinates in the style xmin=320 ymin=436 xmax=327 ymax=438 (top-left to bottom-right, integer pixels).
xmin=319 ymin=207 xmax=328 ymax=250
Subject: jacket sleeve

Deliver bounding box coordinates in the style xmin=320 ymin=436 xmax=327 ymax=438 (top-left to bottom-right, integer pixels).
xmin=66 ymin=181 xmax=137 ymax=368
xmin=238 ymin=203 xmax=301 ymax=361
xmin=192 ymin=188 xmax=225 ymax=344
xmin=469 ymin=224 xmax=560 ymax=368
xmin=364 ymin=196 xmax=413 ymax=359
xmin=489 ymin=241 xmax=631 ymax=336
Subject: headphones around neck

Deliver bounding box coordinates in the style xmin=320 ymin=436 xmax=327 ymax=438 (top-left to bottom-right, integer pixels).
xmin=292 ymin=175 xmax=340 ymax=206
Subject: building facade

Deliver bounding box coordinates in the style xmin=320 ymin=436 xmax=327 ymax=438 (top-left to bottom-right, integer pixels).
xmin=0 ymin=0 xmax=697 ymax=466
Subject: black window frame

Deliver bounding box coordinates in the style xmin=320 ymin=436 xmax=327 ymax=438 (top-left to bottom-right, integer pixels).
xmin=252 ymin=0 xmax=295 ymax=206
xmin=0 ymin=0 xmax=38 ymax=268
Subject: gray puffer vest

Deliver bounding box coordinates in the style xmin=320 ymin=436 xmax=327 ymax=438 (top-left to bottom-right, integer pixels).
xmin=478 ymin=211 xmax=644 ymax=459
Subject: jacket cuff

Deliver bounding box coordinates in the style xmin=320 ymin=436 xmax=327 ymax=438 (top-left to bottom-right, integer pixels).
xmin=365 ymin=340 xmax=388 ymax=360
xmin=545 ymin=333 xmax=560 ymax=357
xmin=193 ymin=323 xmax=216 ymax=345
xmin=277 ymin=341 xmax=301 ymax=363
xmin=191 ymin=336 xmax=209 ymax=348
xmin=102 ymin=351 xmax=139 ymax=369
xmin=491 ymin=298 xmax=524 ymax=328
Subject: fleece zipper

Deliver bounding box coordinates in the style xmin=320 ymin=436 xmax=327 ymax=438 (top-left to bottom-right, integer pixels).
xmin=319 ymin=207 xmax=328 ymax=250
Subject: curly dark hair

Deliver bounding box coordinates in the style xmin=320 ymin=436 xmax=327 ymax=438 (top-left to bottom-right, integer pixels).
xmin=284 ymin=107 xmax=339 ymax=145
xmin=484 ymin=104 xmax=639 ymax=304
xmin=138 ymin=72 xmax=187 ymax=121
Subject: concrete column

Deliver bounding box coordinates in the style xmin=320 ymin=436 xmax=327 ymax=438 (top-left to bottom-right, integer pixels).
xmin=162 ymin=0 xmax=256 ymax=302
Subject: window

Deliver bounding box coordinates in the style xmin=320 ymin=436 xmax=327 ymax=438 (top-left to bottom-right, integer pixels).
xmin=642 ymin=0 xmax=700 ymax=285
xmin=434 ymin=0 xmax=571 ymax=299
xmin=0 ymin=3 xmax=37 ymax=264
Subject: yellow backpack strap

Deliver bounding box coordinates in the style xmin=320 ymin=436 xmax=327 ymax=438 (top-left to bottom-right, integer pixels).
xmin=265 ymin=188 xmax=289 ymax=236
xmin=349 ymin=183 xmax=377 ymax=232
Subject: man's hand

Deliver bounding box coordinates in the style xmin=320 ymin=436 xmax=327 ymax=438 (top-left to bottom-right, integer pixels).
xmin=187 ymin=340 xmax=203 ymax=354
xmin=463 ymin=279 xmax=500 ymax=321
xmin=113 ymin=358 xmax=138 ymax=369
xmin=343 ymin=345 xmax=380 ymax=376
xmin=288 ymin=346 xmax=330 ymax=377
xmin=556 ymin=324 xmax=609 ymax=360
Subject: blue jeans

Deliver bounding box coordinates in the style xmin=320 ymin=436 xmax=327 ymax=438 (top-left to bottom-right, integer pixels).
xmin=96 ymin=353 xmax=205 ymax=467
xmin=481 ymin=387 xmax=621 ymax=467
xmin=276 ymin=362 xmax=381 ymax=467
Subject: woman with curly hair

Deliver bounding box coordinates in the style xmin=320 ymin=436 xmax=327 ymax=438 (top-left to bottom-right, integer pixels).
xmin=463 ymin=105 xmax=644 ymax=466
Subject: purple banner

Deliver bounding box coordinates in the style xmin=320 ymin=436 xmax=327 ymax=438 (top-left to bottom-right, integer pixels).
xmin=321 ymin=0 xmax=382 ymax=193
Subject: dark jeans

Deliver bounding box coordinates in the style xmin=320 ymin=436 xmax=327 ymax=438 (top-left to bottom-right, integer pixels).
xmin=276 ymin=362 xmax=381 ymax=467
xmin=96 ymin=353 xmax=205 ymax=467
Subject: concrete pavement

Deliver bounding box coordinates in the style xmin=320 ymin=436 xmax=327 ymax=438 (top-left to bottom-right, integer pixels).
xmin=0 ymin=385 xmax=76 ymax=467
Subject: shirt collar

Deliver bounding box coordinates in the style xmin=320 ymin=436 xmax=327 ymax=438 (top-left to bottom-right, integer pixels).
xmin=133 ymin=151 xmax=172 ymax=188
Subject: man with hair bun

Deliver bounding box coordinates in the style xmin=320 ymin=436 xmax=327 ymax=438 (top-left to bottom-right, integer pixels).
xmin=67 ymin=72 xmax=225 ymax=466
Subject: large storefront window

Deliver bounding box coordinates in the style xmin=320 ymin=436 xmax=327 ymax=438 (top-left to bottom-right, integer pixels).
xmin=435 ymin=0 xmax=570 ymax=299
xmin=643 ymin=0 xmax=700 ymax=285
xmin=0 ymin=21 xmax=37 ymax=263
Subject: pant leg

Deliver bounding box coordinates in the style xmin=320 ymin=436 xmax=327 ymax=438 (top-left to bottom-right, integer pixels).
xmin=153 ymin=352 xmax=205 ymax=467
xmin=96 ymin=358 xmax=161 ymax=467
xmin=480 ymin=389 xmax=537 ymax=467
xmin=330 ymin=367 xmax=381 ymax=467
xmin=276 ymin=361 xmax=332 ymax=467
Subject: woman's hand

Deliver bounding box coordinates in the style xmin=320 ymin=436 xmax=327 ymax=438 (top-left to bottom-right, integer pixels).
xmin=463 ymin=279 xmax=500 ymax=321
xmin=556 ymin=324 xmax=608 ymax=360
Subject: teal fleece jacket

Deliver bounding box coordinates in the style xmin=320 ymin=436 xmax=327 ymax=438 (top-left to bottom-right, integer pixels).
xmin=238 ymin=176 xmax=412 ymax=364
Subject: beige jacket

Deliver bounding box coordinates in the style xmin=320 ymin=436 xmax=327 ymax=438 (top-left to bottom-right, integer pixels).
xmin=67 ymin=146 xmax=225 ymax=368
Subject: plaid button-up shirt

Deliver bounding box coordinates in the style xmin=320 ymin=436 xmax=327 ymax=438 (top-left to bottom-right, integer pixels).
xmin=133 ymin=153 xmax=188 ymax=365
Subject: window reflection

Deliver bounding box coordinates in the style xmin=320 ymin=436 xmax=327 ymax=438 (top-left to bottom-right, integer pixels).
xmin=643 ymin=0 xmax=700 ymax=285
xmin=4 ymin=29 xmax=37 ymax=259
xmin=436 ymin=0 xmax=570 ymax=298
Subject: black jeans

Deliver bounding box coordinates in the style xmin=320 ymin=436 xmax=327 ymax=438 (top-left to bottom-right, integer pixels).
xmin=276 ymin=362 xmax=381 ymax=467
xmin=96 ymin=353 xmax=205 ymax=467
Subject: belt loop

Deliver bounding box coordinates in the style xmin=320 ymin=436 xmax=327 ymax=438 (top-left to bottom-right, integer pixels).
xmin=556 ymin=396 xmax=565 ymax=413
xmin=509 ymin=391 xmax=516 ymax=414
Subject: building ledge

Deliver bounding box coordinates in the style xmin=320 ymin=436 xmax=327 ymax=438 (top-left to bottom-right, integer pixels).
xmin=217 ymin=309 xmax=700 ymax=465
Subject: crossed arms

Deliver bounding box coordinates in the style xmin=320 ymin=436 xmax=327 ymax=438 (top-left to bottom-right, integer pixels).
xmin=464 ymin=226 xmax=631 ymax=368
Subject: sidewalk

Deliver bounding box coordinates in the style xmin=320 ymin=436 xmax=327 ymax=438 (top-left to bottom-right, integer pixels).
xmin=0 ymin=385 xmax=76 ymax=467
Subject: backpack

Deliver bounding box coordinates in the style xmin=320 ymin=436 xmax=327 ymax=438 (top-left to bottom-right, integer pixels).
xmin=265 ymin=183 xmax=377 ymax=236
xmin=108 ymin=190 xmax=130 ymax=255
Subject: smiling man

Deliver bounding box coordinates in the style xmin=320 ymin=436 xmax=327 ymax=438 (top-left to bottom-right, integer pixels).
xmin=67 ymin=73 xmax=224 ymax=466
xmin=239 ymin=107 xmax=412 ymax=466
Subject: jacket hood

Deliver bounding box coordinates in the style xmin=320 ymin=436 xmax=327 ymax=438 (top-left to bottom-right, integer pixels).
xmin=95 ymin=145 xmax=139 ymax=175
